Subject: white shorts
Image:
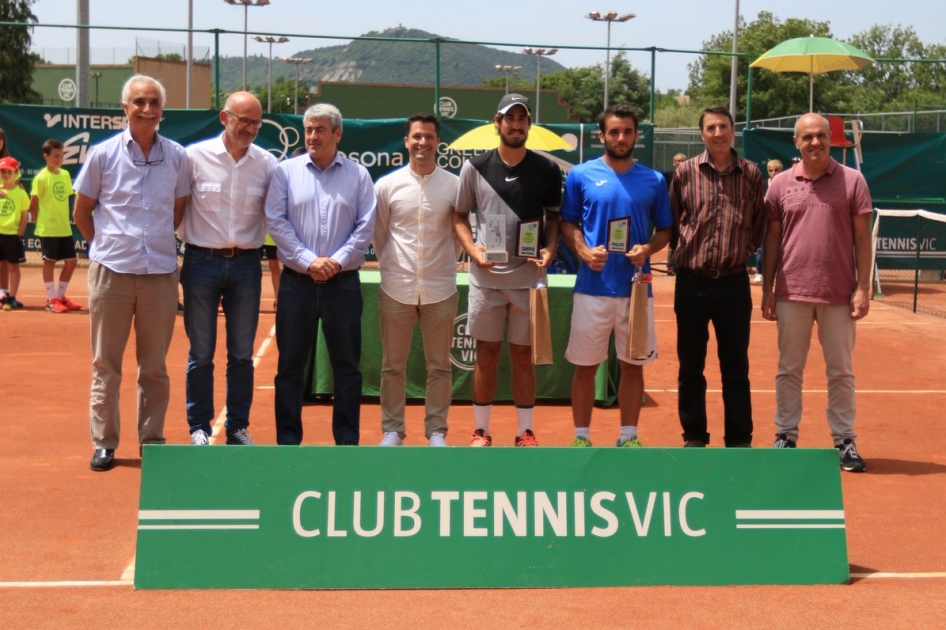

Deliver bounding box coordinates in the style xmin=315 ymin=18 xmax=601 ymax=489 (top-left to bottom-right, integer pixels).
xmin=467 ymin=284 xmax=531 ymax=346
xmin=565 ymin=292 xmax=658 ymax=366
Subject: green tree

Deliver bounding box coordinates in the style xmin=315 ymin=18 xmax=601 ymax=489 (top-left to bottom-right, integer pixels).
xmin=0 ymin=0 xmax=41 ymax=104
xmin=543 ymin=53 xmax=650 ymax=122
xmin=847 ymin=25 xmax=946 ymax=116
xmin=688 ymin=11 xmax=848 ymax=120
xmin=253 ymin=76 xmax=302 ymax=114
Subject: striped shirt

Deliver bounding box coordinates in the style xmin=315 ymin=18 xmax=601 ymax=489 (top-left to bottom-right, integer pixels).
xmin=670 ymin=149 xmax=765 ymax=271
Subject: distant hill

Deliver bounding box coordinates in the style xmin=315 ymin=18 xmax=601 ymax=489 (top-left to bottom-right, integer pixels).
xmin=216 ymin=26 xmax=565 ymax=93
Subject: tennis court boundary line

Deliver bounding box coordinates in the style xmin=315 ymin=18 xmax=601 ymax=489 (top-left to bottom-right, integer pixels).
xmin=1 ymin=572 xmax=944 ymax=588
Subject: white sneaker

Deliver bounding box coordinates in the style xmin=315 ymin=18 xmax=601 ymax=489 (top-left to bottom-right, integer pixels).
xmin=752 ymin=273 xmax=763 ymax=284
xmin=429 ymin=432 xmax=447 ymax=447
xmin=379 ymin=432 xmax=403 ymax=446
xmin=190 ymin=429 xmax=210 ymax=445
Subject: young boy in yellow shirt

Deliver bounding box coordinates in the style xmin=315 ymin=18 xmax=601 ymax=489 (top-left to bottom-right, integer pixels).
xmin=30 ymin=139 xmax=80 ymax=312
xmin=0 ymin=156 xmax=29 ymax=310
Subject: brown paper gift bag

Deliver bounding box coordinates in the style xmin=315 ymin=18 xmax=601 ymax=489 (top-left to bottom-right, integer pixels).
xmin=626 ymin=276 xmax=651 ymax=360
xmin=530 ymin=286 xmax=554 ymax=365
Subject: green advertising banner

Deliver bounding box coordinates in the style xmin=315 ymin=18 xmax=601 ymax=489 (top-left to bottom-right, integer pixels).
xmin=0 ymin=104 xmax=655 ymax=186
xmin=135 ymin=446 xmax=849 ymax=589
xmin=873 ymin=209 xmax=946 ymax=270
xmin=309 ymin=271 xmax=621 ymax=404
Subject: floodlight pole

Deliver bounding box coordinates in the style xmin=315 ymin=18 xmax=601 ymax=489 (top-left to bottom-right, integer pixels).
xmin=523 ymin=48 xmax=557 ymax=123
xmin=253 ymin=36 xmax=289 ymax=113
xmin=585 ymin=12 xmax=636 ymax=109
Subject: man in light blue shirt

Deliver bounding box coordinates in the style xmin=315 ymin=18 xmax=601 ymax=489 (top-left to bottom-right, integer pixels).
xmin=264 ymin=103 xmax=376 ymax=445
xmin=74 ymin=74 xmax=191 ymax=472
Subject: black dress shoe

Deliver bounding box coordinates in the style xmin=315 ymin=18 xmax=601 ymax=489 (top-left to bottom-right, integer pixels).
xmin=90 ymin=448 xmax=115 ymax=471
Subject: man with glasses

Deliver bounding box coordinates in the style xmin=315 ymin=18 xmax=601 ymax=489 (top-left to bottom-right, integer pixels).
xmin=74 ymin=75 xmax=192 ymax=472
xmin=179 ymin=92 xmax=278 ymax=447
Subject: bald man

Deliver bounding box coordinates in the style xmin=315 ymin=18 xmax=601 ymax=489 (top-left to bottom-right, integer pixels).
xmin=180 ymin=92 xmax=278 ymax=446
xmin=762 ymin=113 xmax=872 ymax=473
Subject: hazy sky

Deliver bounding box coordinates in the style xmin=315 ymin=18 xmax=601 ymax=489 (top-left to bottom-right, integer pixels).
xmin=27 ymin=0 xmax=946 ymax=92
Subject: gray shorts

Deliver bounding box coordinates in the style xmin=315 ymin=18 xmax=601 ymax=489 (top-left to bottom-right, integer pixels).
xmin=467 ymin=283 xmax=531 ymax=346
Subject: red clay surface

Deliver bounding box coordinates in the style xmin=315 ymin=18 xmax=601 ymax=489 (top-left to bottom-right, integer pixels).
xmin=2 ymin=263 xmax=945 ymax=629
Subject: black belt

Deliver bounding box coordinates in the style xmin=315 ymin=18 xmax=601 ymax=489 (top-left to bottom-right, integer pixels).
xmin=186 ymin=244 xmax=259 ymax=258
xmin=283 ymin=267 xmax=358 ymax=283
xmin=675 ymin=264 xmax=747 ymax=279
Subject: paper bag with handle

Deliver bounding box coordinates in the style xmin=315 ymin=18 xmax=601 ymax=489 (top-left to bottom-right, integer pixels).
xmin=530 ymin=275 xmax=554 ymax=365
xmin=626 ymin=266 xmax=652 ymax=360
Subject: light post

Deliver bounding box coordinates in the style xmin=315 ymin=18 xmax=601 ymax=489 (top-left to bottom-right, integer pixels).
xmin=584 ymin=11 xmax=635 ymax=109
xmin=90 ymin=71 xmax=101 ymax=107
xmin=223 ymin=0 xmax=271 ymax=91
xmin=494 ymin=65 xmax=523 ymax=95
xmin=252 ymin=35 xmax=289 ymax=113
xmin=280 ymin=57 xmax=312 ymax=113
xmin=522 ymin=48 xmax=557 ymax=123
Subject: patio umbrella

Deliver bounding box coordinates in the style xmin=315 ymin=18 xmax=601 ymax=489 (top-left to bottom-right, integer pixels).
xmin=750 ymin=36 xmax=874 ymax=111
xmin=448 ymin=123 xmax=575 ymax=152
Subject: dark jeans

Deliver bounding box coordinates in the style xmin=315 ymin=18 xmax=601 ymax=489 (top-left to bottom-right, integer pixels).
xmin=674 ymin=272 xmax=753 ymax=446
xmin=274 ymin=268 xmax=363 ymax=445
xmin=181 ymin=248 xmax=262 ymax=435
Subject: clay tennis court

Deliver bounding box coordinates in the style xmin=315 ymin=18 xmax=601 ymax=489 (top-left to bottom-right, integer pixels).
xmin=1 ymin=262 xmax=945 ymax=628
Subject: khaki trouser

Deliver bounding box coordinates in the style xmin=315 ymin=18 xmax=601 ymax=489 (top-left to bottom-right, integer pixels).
xmin=378 ymin=289 xmax=458 ymax=438
xmin=88 ymin=262 xmax=179 ymax=450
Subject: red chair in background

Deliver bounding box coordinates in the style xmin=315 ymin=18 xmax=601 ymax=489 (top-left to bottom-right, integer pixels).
xmin=827 ymin=115 xmax=863 ymax=170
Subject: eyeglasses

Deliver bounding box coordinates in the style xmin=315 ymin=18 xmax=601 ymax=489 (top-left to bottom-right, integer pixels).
xmin=132 ymin=157 xmax=164 ymax=166
xmin=225 ymin=111 xmax=264 ymax=129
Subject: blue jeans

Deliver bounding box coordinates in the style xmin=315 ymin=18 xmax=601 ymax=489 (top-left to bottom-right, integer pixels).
xmin=274 ymin=268 xmax=363 ymax=445
xmin=181 ymin=248 xmax=262 ymax=435
xmin=674 ymin=271 xmax=754 ymax=446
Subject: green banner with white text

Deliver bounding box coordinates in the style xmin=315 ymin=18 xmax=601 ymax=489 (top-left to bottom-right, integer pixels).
xmin=135 ymin=446 xmax=849 ymax=589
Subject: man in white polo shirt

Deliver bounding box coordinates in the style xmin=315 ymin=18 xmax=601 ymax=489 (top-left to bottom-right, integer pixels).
xmin=180 ymin=91 xmax=278 ymax=447
xmin=373 ymin=113 xmax=459 ymax=447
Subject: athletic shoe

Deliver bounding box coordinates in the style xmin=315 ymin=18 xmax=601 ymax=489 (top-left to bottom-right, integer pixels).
xmin=515 ymin=429 xmax=539 ymax=447
xmin=428 ymin=432 xmax=447 ymax=447
xmin=753 ymin=273 xmax=763 ymax=284
xmin=59 ymin=295 xmax=82 ymax=311
xmin=837 ymin=439 xmax=866 ymax=473
xmin=773 ymin=433 xmax=797 ymax=448
xmin=226 ymin=428 xmax=254 ymax=445
xmin=684 ymin=440 xmax=706 ymax=447
xmin=7 ymin=296 xmax=23 ymax=309
xmin=470 ymin=429 xmax=492 ymax=447
xmin=177 ymin=302 xmax=185 ymax=313
xmin=46 ymin=297 xmax=69 ymax=313
xmin=0 ymin=296 xmax=9 ymax=311
xmin=617 ymin=437 xmax=644 ymax=448
xmin=190 ymin=429 xmax=210 ymax=445
xmin=379 ymin=432 xmax=403 ymax=446
xmin=569 ymin=435 xmax=592 ymax=447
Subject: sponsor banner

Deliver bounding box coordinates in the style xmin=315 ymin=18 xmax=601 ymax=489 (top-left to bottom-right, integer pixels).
xmin=873 ymin=210 xmax=946 ymax=270
xmin=0 ymin=104 xmax=656 ymax=185
xmin=135 ymin=446 xmax=848 ymax=589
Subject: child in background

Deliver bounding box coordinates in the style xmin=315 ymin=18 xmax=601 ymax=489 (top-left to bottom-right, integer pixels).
xmin=30 ymin=139 xmax=80 ymax=312
xmin=0 ymin=157 xmax=29 ymax=310
xmin=0 ymin=126 xmax=11 ymax=303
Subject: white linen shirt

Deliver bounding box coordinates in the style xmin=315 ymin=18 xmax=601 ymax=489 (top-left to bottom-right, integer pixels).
xmin=181 ymin=134 xmax=278 ymax=249
xmin=374 ymin=165 xmax=459 ymax=305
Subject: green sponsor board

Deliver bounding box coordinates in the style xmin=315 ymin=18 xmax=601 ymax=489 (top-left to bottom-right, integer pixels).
xmin=135 ymin=447 xmax=849 ymax=589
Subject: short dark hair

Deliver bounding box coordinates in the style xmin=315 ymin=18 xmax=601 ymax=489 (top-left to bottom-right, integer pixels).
xmin=42 ymin=138 xmax=64 ymax=155
xmin=598 ymin=104 xmax=639 ymax=133
xmin=405 ymin=113 xmax=440 ymax=136
xmin=699 ymin=105 xmax=734 ymax=131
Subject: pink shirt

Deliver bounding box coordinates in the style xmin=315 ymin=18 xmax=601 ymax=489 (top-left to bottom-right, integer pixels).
xmin=764 ymin=159 xmax=872 ymax=304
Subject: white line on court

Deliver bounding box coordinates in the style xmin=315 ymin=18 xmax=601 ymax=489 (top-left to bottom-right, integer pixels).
xmin=117 ymin=323 xmax=279 ymax=583
xmin=2 ymin=573 xmax=945 ymax=589
xmin=646 ymin=389 xmax=946 ymax=394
